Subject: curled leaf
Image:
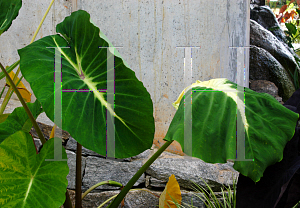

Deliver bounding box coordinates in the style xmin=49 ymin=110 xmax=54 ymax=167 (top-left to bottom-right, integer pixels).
xmin=159 ymin=174 xmax=182 ymax=208
xmin=165 ymin=78 xmax=298 ymax=183
xmin=49 ymin=124 xmax=57 ymax=139
xmin=6 ymin=71 xmax=32 ymax=102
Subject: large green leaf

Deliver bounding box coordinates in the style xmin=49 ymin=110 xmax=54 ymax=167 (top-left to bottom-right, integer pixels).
xmin=18 ymin=10 xmax=155 ymax=158
xmin=0 ymin=99 xmax=43 ymax=144
xmin=164 ymin=78 xmax=299 ymax=182
xmin=0 ymin=131 xmax=68 ymax=207
xmin=285 ymin=22 xmax=297 ymax=35
xmin=0 ymin=0 xmax=22 ymax=35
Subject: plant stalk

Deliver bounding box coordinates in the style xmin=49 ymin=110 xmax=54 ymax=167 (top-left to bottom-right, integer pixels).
xmin=30 ymin=0 xmax=55 ymax=44
xmin=0 ymin=62 xmax=47 ymax=145
xmin=0 ymin=60 xmax=19 ymax=80
xmin=75 ymin=142 xmax=82 ymax=208
xmin=0 ymin=61 xmax=20 ymax=115
xmin=0 ymin=84 xmax=6 ymax=99
xmin=0 ymin=66 xmax=21 ymax=115
xmin=107 ymin=140 xmax=173 ymax=208
xmin=82 ymin=181 xmax=123 ymax=199
xmin=3 ymin=0 xmax=56 ymax=109
xmin=0 ymin=0 xmax=55 ymax=114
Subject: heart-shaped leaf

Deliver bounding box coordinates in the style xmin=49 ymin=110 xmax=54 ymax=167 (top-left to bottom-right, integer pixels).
xmin=164 ymin=78 xmax=299 ymax=182
xmin=18 ymin=10 xmax=155 ymax=158
xmin=0 ymin=99 xmax=43 ymax=144
xmin=0 ymin=0 xmax=22 ymax=35
xmin=0 ymin=131 xmax=69 ymax=208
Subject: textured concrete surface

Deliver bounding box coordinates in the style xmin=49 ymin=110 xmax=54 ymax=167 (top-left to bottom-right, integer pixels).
xmin=0 ymin=0 xmax=250 ymax=154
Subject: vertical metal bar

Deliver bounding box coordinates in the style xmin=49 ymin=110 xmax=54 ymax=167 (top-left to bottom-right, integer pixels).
xmin=184 ymin=47 xmax=192 ymax=156
xmin=54 ymin=48 xmax=63 ymax=160
xmin=107 ymin=48 xmax=115 ymax=159
xmin=245 ymin=0 xmax=250 ymax=89
xmin=236 ymin=47 xmax=246 ymax=160
xmin=228 ymin=46 xmax=252 ymax=162
xmin=68 ymin=3 xmax=82 ymax=206
xmin=46 ymin=48 xmax=67 ymax=162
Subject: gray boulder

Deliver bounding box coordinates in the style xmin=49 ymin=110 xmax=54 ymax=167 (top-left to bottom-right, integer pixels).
xmin=250 ymin=19 xmax=299 ymax=74
xmin=145 ymin=156 xmax=238 ymax=192
xmin=65 ymin=136 xmax=131 ymax=161
xmin=249 ymin=79 xmax=284 ymax=103
xmin=65 ymin=189 xmax=216 ymax=208
xmin=66 ymin=150 xmax=86 ymax=190
xmin=64 ymin=143 xmax=238 ymax=207
xmin=249 ymin=45 xmax=295 ymax=101
xmin=250 ymin=0 xmax=265 ymax=7
xmin=250 ymin=19 xmax=298 ymax=101
xmin=82 ymin=155 xmax=145 ymax=191
xmin=250 ymin=6 xmax=287 ymax=43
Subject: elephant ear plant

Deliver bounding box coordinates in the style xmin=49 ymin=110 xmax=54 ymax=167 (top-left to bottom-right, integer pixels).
xmin=0 ymin=2 xmax=299 ymax=208
xmin=0 ymin=2 xmax=155 ymax=207
xmin=17 ymin=10 xmax=155 ymax=159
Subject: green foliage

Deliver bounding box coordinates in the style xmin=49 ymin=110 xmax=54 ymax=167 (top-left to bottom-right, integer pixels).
xmin=284 ymin=21 xmax=300 ymax=47
xmin=18 ymin=10 xmax=155 ymax=159
xmin=0 ymin=99 xmax=43 ymax=144
xmin=287 ymin=55 xmax=300 ymax=90
xmin=0 ymin=131 xmax=69 ymax=208
xmin=293 ymin=201 xmax=300 ymax=208
xmin=0 ymin=1 xmax=299 ymax=207
xmin=164 ymin=78 xmax=298 ymax=183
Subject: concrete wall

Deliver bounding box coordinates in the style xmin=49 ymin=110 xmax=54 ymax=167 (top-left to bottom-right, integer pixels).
xmin=0 ymin=0 xmax=250 ymax=154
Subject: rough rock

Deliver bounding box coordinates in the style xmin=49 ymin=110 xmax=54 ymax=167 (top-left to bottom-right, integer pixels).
xmin=66 ymin=150 xmax=86 ymax=190
xmin=250 ymin=6 xmax=287 ymax=43
xmin=249 ymin=80 xmax=284 ymax=104
xmin=250 ymin=19 xmax=299 ymax=77
xmin=145 ymin=155 xmax=238 ymax=192
xmin=65 ymin=189 xmax=233 ymax=208
xmin=82 ymin=156 xmax=145 ymax=191
xmin=250 ymin=19 xmax=297 ymax=101
xmin=33 ymin=138 xmax=42 ymax=152
xmin=250 ymin=0 xmax=265 ymax=7
xmin=64 ymin=141 xmax=238 ymax=207
xmin=65 ymin=136 xmax=131 ymax=161
xmin=249 ymin=45 xmax=295 ymax=102
xmin=250 ymin=79 xmax=279 ymax=97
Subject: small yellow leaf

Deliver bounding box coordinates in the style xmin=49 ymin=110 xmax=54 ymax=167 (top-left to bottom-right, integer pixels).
xmin=159 ymin=174 xmax=182 ymax=208
xmin=50 ymin=124 xmax=57 ymax=139
xmin=6 ymin=71 xmax=32 ymax=102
